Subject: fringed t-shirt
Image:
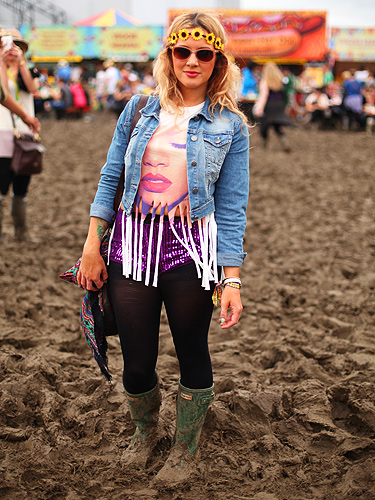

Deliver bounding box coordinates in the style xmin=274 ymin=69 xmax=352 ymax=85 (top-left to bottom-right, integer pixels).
xmin=108 ymin=102 xmax=219 ymax=288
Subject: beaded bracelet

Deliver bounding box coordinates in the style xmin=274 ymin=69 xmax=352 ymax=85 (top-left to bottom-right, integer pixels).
xmin=224 ymin=282 xmax=241 ymax=290
xmin=222 ymin=277 xmax=242 ymax=288
xmin=212 ymin=279 xmax=241 ymax=307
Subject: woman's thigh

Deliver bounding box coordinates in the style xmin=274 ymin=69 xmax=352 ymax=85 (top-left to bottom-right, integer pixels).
xmin=108 ymin=262 xmax=162 ymax=390
xmin=159 ymin=263 xmax=214 ymax=388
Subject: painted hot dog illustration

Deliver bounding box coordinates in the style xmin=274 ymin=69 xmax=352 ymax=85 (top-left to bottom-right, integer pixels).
xmin=222 ymin=12 xmax=325 ymax=58
xmin=227 ymin=28 xmax=302 ymax=58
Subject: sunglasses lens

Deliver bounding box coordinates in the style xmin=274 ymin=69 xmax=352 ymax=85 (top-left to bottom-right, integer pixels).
xmin=196 ymin=50 xmax=214 ymax=62
xmin=173 ymin=47 xmax=191 ymax=60
xmin=172 ymin=47 xmax=215 ymax=62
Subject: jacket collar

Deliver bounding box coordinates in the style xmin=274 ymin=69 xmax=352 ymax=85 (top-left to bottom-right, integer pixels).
xmin=141 ymin=95 xmax=214 ymax=122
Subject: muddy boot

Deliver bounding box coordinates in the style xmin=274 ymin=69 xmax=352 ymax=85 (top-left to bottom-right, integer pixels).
xmin=279 ymin=134 xmax=291 ymax=152
xmin=153 ymin=382 xmax=214 ymax=488
xmin=121 ymin=383 xmax=162 ymax=469
xmin=11 ymin=196 xmax=29 ymax=241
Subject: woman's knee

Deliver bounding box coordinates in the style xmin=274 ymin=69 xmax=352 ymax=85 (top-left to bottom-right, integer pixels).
xmin=123 ymin=366 xmax=157 ymax=394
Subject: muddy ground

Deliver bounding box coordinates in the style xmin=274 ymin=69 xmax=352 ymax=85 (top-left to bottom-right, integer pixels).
xmin=0 ymin=111 xmax=375 ymax=500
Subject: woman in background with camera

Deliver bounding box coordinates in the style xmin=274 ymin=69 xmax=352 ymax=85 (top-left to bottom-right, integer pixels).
xmin=0 ymin=29 xmax=39 ymax=241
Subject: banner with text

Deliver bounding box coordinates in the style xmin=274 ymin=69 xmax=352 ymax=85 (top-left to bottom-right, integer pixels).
xmin=168 ymin=10 xmax=327 ymax=62
xmin=20 ymin=25 xmax=164 ymax=62
xmin=330 ymin=28 xmax=375 ymax=62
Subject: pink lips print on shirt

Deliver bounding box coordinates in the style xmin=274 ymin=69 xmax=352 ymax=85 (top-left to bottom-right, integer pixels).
xmin=141 ymin=173 xmax=172 ymax=193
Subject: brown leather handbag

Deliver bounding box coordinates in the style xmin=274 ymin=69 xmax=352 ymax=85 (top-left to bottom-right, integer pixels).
xmin=10 ymin=131 xmax=46 ymax=176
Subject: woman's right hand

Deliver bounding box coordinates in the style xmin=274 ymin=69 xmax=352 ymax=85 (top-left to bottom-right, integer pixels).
xmin=77 ymin=248 xmax=108 ymax=291
xmin=77 ymin=217 xmax=109 ymax=291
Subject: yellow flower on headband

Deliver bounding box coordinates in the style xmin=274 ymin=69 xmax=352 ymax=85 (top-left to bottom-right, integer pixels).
xmin=167 ymin=29 xmax=225 ymax=50
xmin=206 ymin=33 xmax=215 ymax=45
xmin=214 ymin=37 xmax=223 ymax=50
xmin=191 ymin=28 xmax=204 ymax=40
xmin=178 ymin=29 xmax=189 ymax=40
xmin=169 ymin=33 xmax=178 ymax=44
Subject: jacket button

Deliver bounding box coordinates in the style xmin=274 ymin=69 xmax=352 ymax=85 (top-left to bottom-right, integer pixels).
xmin=191 ymin=135 xmax=197 ymax=141
xmin=193 ymin=188 xmax=198 ymax=194
xmin=191 ymin=161 xmax=197 ymax=166
xmin=215 ymin=137 xmax=220 ymax=144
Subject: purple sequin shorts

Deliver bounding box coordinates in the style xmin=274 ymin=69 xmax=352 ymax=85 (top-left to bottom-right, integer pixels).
xmin=109 ymin=209 xmax=202 ymax=278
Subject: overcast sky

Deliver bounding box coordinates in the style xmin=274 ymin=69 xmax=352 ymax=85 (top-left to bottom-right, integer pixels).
xmin=0 ymin=0 xmax=374 ymax=28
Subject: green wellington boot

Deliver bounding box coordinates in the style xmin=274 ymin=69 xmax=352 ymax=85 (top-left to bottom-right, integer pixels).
xmin=11 ymin=196 xmax=29 ymax=241
xmin=153 ymin=381 xmax=214 ymax=488
xmin=121 ymin=383 xmax=162 ymax=469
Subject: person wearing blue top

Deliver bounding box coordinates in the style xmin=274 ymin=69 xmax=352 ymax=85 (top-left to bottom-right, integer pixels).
xmin=239 ymin=60 xmax=259 ymax=123
xmin=77 ymin=10 xmax=249 ymax=487
xmin=241 ymin=61 xmax=259 ymax=98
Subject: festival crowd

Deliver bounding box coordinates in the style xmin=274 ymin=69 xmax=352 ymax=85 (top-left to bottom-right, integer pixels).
xmin=239 ymin=61 xmax=375 ymax=136
xmin=4 ymin=52 xmax=373 ymax=138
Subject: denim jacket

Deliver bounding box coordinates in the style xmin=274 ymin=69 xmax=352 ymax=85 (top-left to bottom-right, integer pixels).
xmin=90 ymin=94 xmax=249 ymax=267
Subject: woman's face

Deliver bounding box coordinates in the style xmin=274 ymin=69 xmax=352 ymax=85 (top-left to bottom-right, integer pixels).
xmin=171 ymin=28 xmax=217 ymax=101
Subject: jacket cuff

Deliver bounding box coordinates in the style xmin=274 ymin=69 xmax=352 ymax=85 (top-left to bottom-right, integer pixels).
xmin=89 ymin=203 xmax=116 ymax=223
xmin=217 ymin=252 xmax=247 ymax=267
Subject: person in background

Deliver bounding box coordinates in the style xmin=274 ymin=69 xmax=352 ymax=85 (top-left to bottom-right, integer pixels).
xmin=341 ymin=70 xmax=365 ymax=130
xmin=110 ymin=78 xmax=131 ymax=117
xmin=141 ymin=66 xmax=155 ymax=90
xmin=253 ymin=62 xmax=293 ymax=152
xmin=304 ymin=86 xmax=330 ymax=128
xmin=363 ymin=84 xmax=375 ymax=136
xmin=49 ymin=77 xmax=74 ymax=119
xmin=354 ymin=65 xmax=369 ymax=87
xmin=0 ymin=28 xmax=40 ymax=128
xmin=282 ymin=66 xmax=298 ymax=117
xmin=0 ymin=29 xmax=39 ymax=241
xmin=0 ymin=77 xmax=40 ymax=131
xmin=77 ymin=9 xmax=249 ymax=487
xmin=240 ymin=60 xmax=259 ymax=99
xmin=322 ymin=63 xmax=334 ymax=86
xmin=238 ymin=60 xmax=259 ymax=123
xmin=94 ymin=61 xmax=106 ymax=110
xmin=56 ymin=59 xmax=72 ymax=83
xmin=103 ymin=59 xmax=121 ymax=108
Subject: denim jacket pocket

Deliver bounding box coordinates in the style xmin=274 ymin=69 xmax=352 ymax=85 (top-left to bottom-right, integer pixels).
xmin=203 ymin=132 xmax=232 ymax=184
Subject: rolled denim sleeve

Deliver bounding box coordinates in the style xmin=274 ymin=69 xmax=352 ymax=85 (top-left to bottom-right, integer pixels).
xmin=214 ymin=117 xmax=249 ymax=267
xmin=89 ymin=96 xmax=140 ymax=222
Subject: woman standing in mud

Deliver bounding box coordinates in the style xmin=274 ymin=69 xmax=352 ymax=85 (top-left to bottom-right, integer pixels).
xmin=77 ymin=10 xmax=249 ymax=486
xmin=0 ymin=30 xmax=39 ymax=241
xmin=253 ymin=61 xmax=292 ymax=152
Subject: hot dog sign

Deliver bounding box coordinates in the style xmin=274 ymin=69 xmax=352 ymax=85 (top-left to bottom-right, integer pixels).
xmin=169 ymin=10 xmax=327 ymax=61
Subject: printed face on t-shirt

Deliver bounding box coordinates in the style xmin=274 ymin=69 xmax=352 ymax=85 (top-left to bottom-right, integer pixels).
xmin=137 ymin=123 xmax=189 ymax=215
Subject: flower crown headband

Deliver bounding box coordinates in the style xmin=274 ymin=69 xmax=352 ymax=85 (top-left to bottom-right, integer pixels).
xmin=167 ymin=28 xmax=225 ymax=51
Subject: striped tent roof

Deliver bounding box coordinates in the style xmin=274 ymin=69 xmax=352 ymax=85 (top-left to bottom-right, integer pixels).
xmin=74 ymin=8 xmax=142 ymax=27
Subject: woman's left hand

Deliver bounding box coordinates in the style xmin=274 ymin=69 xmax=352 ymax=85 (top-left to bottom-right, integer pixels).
xmin=219 ymin=286 xmax=243 ymax=329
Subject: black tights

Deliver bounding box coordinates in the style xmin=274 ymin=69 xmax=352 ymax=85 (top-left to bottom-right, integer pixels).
xmin=108 ymin=261 xmax=214 ymax=394
xmin=0 ymin=157 xmax=31 ymax=197
xmin=260 ymin=123 xmax=285 ymax=140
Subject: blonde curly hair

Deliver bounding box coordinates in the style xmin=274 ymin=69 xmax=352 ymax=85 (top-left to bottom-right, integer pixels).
xmin=153 ymin=10 xmax=246 ymax=123
xmin=262 ymin=62 xmax=284 ymax=92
